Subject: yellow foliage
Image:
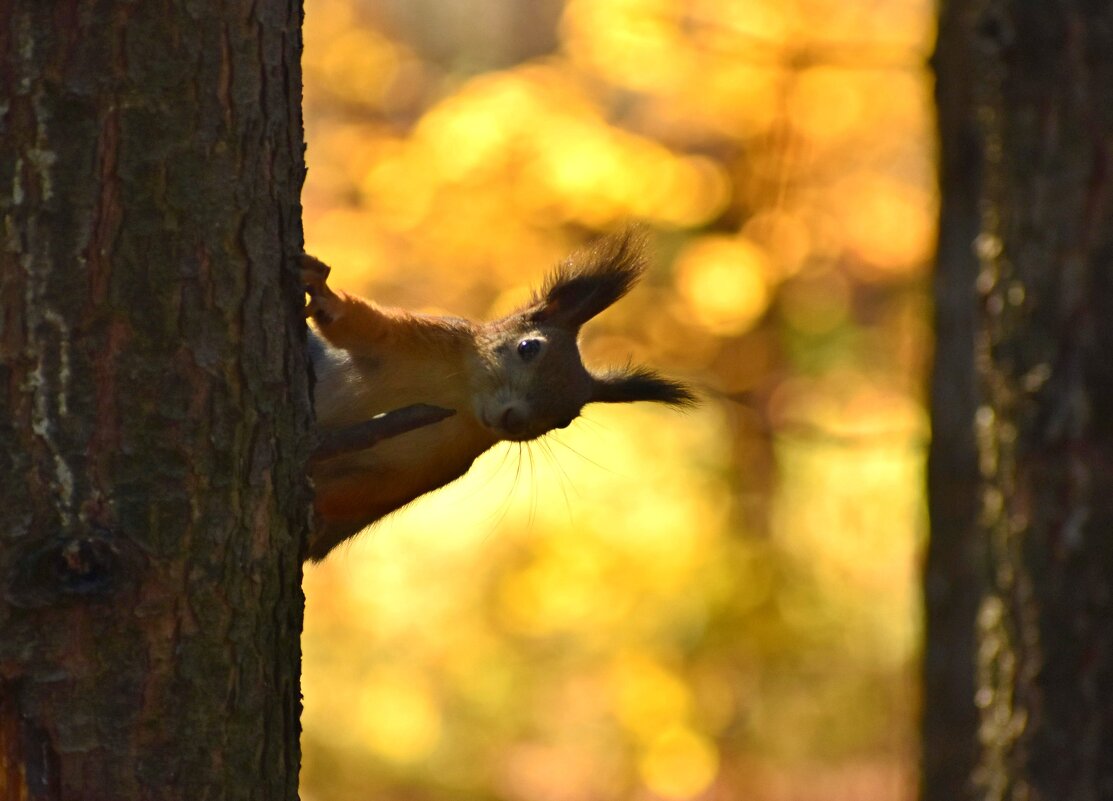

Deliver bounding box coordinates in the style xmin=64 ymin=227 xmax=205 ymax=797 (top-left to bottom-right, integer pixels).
xmin=299 ymin=0 xmax=933 ymax=799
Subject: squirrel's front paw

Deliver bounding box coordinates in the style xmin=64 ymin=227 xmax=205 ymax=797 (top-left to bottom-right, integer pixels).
xmin=300 ymin=254 xmax=340 ymax=324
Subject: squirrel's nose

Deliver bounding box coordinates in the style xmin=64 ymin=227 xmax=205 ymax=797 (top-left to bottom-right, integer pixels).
xmin=500 ymin=406 xmax=528 ymax=437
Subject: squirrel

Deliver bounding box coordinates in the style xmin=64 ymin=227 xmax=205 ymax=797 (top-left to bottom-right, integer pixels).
xmin=301 ymin=230 xmax=695 ymax=561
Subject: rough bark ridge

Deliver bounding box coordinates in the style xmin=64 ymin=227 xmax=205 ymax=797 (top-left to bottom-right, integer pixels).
xmin=922 ymin=1 xmax=984 ymax=798
xmin=936 ymin=1 xmax=1113 ymax=799
xmin=0 ymin=1 xmax=310 ymax=799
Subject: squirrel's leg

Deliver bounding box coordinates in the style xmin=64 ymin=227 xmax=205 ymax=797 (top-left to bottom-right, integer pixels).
xmin=301 ymin=254 xmax=399 ymax=353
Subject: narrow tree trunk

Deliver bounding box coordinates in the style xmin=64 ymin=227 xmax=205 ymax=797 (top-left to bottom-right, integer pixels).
xmin=0 ymin=2 xmax=310 ymax=800
xmin=928 ymin=1 xmax=1113 ymax=799
xmin=922 ymin=1 xmax=983 ymax=798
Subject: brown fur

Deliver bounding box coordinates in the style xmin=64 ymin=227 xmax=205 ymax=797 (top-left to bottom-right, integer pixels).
xmin=303 ymin=232 xmax=694 ymax=561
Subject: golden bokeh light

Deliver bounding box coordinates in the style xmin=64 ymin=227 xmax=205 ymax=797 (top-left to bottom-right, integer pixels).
xmin=836 ymin=171 xmax=936 ymax=274
xmin=299 ymin=0 xmax=934 ymax=798
xmin=743 ymin=210 xmax=813 ymax=277
xmin=789 ymin=67 xmax=864 ymax=145
xmin=675 ymin=236 xmax=773 ymax=335
xmin=610 ymin=652 xmax=693 ymax=738
xmin=562 ymin=0 xmax=695 ymax=92
xmin=639 ymin=726 xmax=721 ymax=799
xmin=353 ymin=669 xmax=443 ymax=764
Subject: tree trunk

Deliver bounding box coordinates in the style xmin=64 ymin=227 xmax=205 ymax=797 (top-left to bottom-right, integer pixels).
xmin=927 ymin=1 xmax=1113 ymax=799
xmin=0 ymin=2 xmax=310 ymax=800
xmin=922 ymin=1 xmax=983 ymax=798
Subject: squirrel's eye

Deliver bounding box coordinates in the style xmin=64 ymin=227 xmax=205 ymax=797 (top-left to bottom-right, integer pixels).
xmin=517 ymin=338 xmax=542 ymax=362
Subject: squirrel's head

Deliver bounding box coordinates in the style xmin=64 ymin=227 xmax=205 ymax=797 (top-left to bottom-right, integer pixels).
xmin=471 ymin=230 xmax=695 ymax=442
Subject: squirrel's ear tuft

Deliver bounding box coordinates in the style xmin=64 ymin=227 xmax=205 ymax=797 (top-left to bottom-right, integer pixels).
xmin=590 ymin=365 xmax=697 ymax=407
xmin=527 ymin=228 xmax=648 ymax=329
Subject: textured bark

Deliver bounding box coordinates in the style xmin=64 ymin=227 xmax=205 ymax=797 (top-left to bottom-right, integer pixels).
xmin=922 ymin=1 xmax=983 ymax=798
xmin=927 ymin=1 xmax=1113 ymax=799
xmin=0 ymin=1 xmax=310 ymax=800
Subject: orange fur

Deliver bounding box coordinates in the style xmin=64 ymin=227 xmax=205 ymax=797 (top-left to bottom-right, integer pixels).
xmin=303 ymin=232 xmax=694 ymax=561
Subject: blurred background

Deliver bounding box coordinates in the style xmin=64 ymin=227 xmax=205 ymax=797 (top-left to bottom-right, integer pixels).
xmin=300 ymin=1 xmax=933 ymax=799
